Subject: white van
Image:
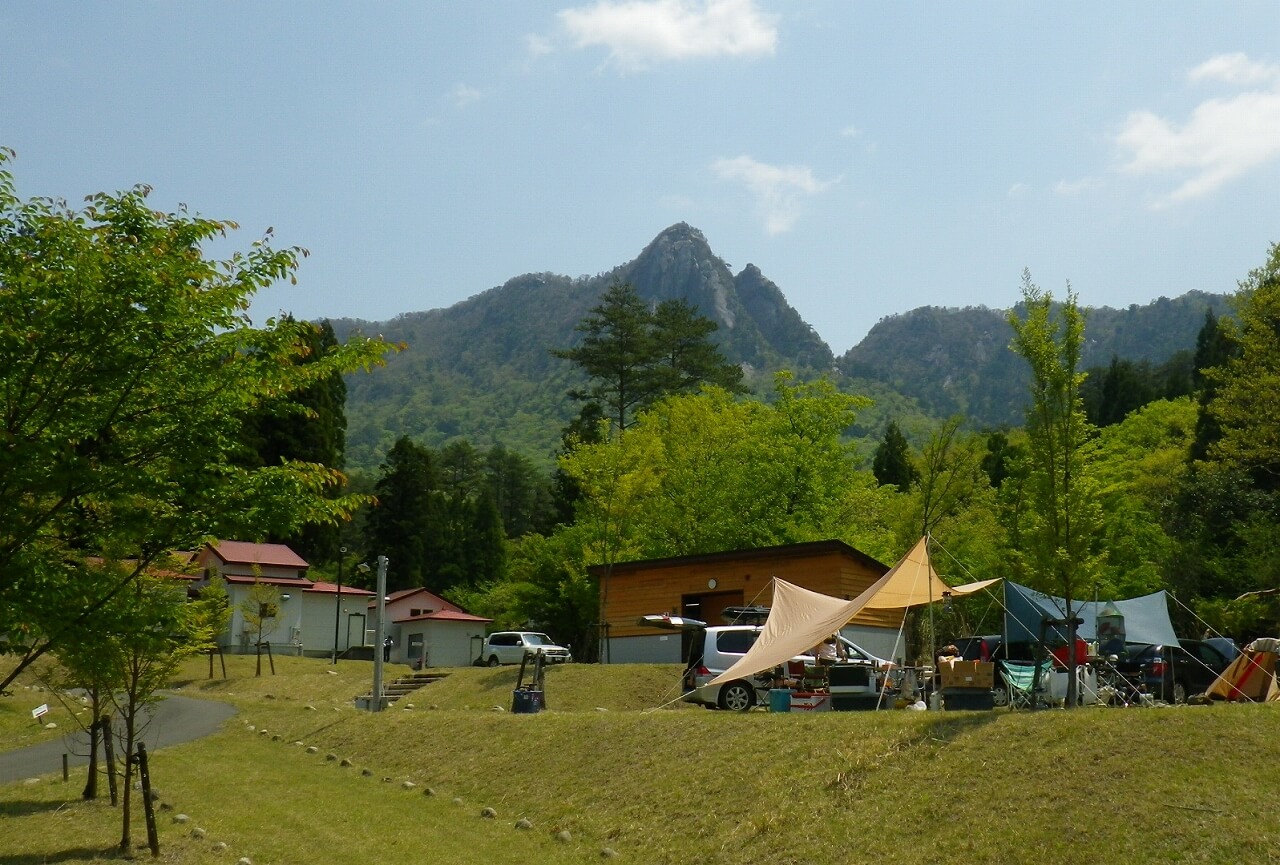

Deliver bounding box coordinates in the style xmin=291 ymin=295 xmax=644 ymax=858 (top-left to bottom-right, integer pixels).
xmin=674 ymin=623 xmax=890 ymax=711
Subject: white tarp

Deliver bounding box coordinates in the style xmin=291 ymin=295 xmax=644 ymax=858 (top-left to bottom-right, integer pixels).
xmin=708 ymin=538 xmax=998 ymax=687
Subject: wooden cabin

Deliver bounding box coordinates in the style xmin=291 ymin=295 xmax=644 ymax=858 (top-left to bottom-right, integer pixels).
xmin=590 ymin=540 xmax=904 ymax=664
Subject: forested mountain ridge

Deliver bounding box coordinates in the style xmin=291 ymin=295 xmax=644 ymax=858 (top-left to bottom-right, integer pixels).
xmin=332 ymin=222 xmax=1231 ymax=469
xmin=838 ymin=291 xmax=1232 ymax=428
xmin=332 ymin=223 xmax=834 ymax=469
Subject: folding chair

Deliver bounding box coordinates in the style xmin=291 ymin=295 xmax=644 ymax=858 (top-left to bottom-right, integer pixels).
xmin=999 ymin=660 xmax=1051 ymax=709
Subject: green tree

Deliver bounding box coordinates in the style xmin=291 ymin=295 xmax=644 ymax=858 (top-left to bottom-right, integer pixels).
xmin=981 ymin=428 xmax=1023 ymax=489
xmin=649 ymin=297 xmax=745 ymax=396
xmin=552 ymin=282 xmax=744 ymax=433
xmin=909 ymin=417 xmax=989 ymax=540
xmin=239 ymin=581 xmax=283 ymax=677
xmin=364 ymin=437 xmax=438 ymax=592
xmin=1206 ymin=243 xmax=1280 ymax=492
xmin=1092 ymin=398 xmax=1196 ymax=599
xmin=559 ymin=374 xmax=890 ymax=561
xmin=1170 ymin=244 xmax=1280 ymax=637
xmin=872 ymin=419 xmax=919 ymax=489
xmin=553 ymin=282 xmax=658 ymax=432
xmin=1189 ymin=307 xmax=1236 ymax=461
xmin=1008 ymin=272 xmax=1104 ymax=706
xmin=1082 ymin=355 xmax=1158 ymax=427
xmin=0 ymin=152 xmax=389 ymax=692
xmin=51 ymin=562 xmax=215 ymax=854
xmin=484 ymin=444 xmax=555 ymax=538
xmin=241 ymin=317 xmax=351 ymax=565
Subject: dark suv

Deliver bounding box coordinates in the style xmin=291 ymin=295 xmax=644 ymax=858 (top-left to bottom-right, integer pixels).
xmin=1114 ymin=640 xmax=1231 ymax=703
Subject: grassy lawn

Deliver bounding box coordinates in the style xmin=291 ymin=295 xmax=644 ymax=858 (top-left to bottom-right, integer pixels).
xmin=3 ymin=655 xmax=1278 ymax=864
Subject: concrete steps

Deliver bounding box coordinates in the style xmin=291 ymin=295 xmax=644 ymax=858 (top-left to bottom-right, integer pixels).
xmin=354 ymin=670 xmax=449 ymax=708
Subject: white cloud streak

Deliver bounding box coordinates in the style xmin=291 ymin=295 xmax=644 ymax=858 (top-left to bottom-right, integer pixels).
xmin=712 ymin=155 xmax=835 ymax=234
xmin=449 ymin=83 xmax=482 ymax=108
xmin=1116 ymin=53 xmax=1280 ymax=205
xmin=526 ymin=33 xmax=555 ymax=58
xmin=558 ymin=0 xmax=777 ymax=70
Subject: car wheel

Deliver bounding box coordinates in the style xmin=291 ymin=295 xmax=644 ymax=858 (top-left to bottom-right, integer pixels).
xmin=991 ymin=687 xmax=1008 ymax=708
xmin=717 ymin=681 xmax=755 ymax=712
xmin=1172 ymin=680 xmax=1188 ymax=704
xmin=487 ymin=655 xmax=501 ymax=667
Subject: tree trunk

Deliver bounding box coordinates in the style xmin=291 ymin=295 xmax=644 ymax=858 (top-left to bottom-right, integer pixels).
xmin=103 ymin=720 xmax=119 ymax=806
xmin=118 ymin=721 xmax=135 ymax=852
xmin=82 ymin=714 xmax=102 ymax=800
xmin=135 ymin=742 xmax=160 ymax=857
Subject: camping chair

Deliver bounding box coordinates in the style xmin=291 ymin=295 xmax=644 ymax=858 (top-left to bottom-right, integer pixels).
xmin=785 ymin=659 xmax=827 ymax=691
xmin=999 ymin=660 xmax=1051 ymax=709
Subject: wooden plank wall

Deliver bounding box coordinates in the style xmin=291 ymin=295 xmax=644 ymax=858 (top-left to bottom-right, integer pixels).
xmin=601 ymin=548 xmax=899 ymax=638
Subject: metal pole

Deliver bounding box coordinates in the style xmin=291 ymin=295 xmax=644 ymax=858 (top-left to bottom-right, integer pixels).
xmin=371 ymin=555 xmax=388 ymax=712
xmin=332 ymin=547 xmax=345 ymax=665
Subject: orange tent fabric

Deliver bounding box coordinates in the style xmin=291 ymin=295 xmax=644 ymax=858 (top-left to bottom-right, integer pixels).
xmin=1205 ymin=638 xmax=1279 ymax=702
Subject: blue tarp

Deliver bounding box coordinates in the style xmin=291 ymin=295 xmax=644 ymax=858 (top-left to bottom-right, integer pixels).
xmin=1003 ymin=582 xmax=1179 ymax=646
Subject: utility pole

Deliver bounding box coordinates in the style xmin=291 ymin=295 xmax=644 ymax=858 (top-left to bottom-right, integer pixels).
xmin=332 ymin=546 xmax=345 ymax=665
xmin=370 ymin=555 xmax=388 ymax=712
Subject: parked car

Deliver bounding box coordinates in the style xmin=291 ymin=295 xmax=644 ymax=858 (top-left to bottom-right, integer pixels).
xmin=480 ymin=631 xmax=572 ymax=666
xmin=1113 ymin=640 xmax=1231 ymax=703
xmin=951 ymin=635 xmax=1037 ymax=664
xmin=677 ymin=623 xmax=892 ymax=711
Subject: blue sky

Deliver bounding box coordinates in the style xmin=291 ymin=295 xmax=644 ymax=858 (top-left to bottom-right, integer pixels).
xmin=3 ymin=2 xmax=1279 ymax=352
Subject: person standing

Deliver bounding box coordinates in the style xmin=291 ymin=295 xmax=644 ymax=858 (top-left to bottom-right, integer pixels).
xmin=383 ymin=635 xmax=393 ymax=662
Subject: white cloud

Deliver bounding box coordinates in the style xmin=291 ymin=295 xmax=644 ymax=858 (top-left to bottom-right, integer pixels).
xmin=1188 ymin=52 xmax=1280 ymax=87
xmin=558 ymin=0 xmax=777 ymax=70
xmin=449 ymin=83 xmax=482 ymax=108
xmin=1006 ymin=182 xmax=1029 ymax=198
xmin=712 ymin=155 xmax=836 ymax=234
xmin=840 ymin=125 xmax=861 ymax=139
xmin=1116 ymin=52 xmax=1280 ymax=205
xmin=1053 ymin=177 xmax=1101 ymax=196
xmin=526 ymin=33 xmax=555 ymax=58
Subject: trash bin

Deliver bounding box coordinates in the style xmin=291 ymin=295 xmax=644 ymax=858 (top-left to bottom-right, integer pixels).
xmin=768 ymin=689 xmax=792 ymax=713
xmin=511 ymin=688 xmax=544 ymax=714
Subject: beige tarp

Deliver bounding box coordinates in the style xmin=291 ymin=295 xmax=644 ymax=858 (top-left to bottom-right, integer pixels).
xmin=1205 ymin=637 xmax=1280 ymax=702
xmin=708 ymin=538 xmax=998 ymax=688
xmin=857 ymin=537 xmax=997 ymax=610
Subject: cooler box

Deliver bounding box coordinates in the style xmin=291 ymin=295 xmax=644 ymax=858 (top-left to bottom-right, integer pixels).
xmin=511 ymin=688 xmax=544 ymax=714
xmin=768 ymin=689 xmax=792 ymax=713
xmin=790 ymin=692 xmax=830 ymax=712
xmin=941 ymin=687 xmax=994 ymax=711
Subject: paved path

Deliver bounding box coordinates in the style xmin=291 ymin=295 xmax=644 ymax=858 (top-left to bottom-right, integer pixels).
xmin=0 ymin=694 xmax=237 ymax=783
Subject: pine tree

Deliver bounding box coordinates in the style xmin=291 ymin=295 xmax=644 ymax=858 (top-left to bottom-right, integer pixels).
xmin=552 ymin=283 xmax=658 ymax=432
xmin=239 ymin=317 xmax=349 ymax=564
xmin=1190 ymin=308 xmax=1237 ymax=461
xmin=364 ymin=437 xmax=437 ymax=591
xmin=872 ymin=420 xmax=918 ymax=489
xmin=650 ymin=297 xmax=745 ymax=396
xmin=553 ymin=282 xmax=744 ymax=433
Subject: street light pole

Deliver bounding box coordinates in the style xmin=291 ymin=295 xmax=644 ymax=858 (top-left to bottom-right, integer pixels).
xmin=332 ymin=546 xmax=345 ymax=665
xmin=371 ymin=555 xmax=389 ymax=712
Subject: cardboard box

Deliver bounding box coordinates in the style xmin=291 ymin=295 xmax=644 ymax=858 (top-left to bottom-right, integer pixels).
xmin=938 ymin=660 xmax=995 ymax=690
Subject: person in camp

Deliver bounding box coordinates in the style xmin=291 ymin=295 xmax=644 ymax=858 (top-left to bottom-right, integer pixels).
xmin=937 ymin=644 xmax=961 ymax=667
xmin=811 ymin=635 xmax=846 ymax=665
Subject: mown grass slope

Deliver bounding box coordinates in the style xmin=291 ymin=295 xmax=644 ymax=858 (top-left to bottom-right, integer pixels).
xmin=3 ymin=655 xmax=1277 ymax=864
